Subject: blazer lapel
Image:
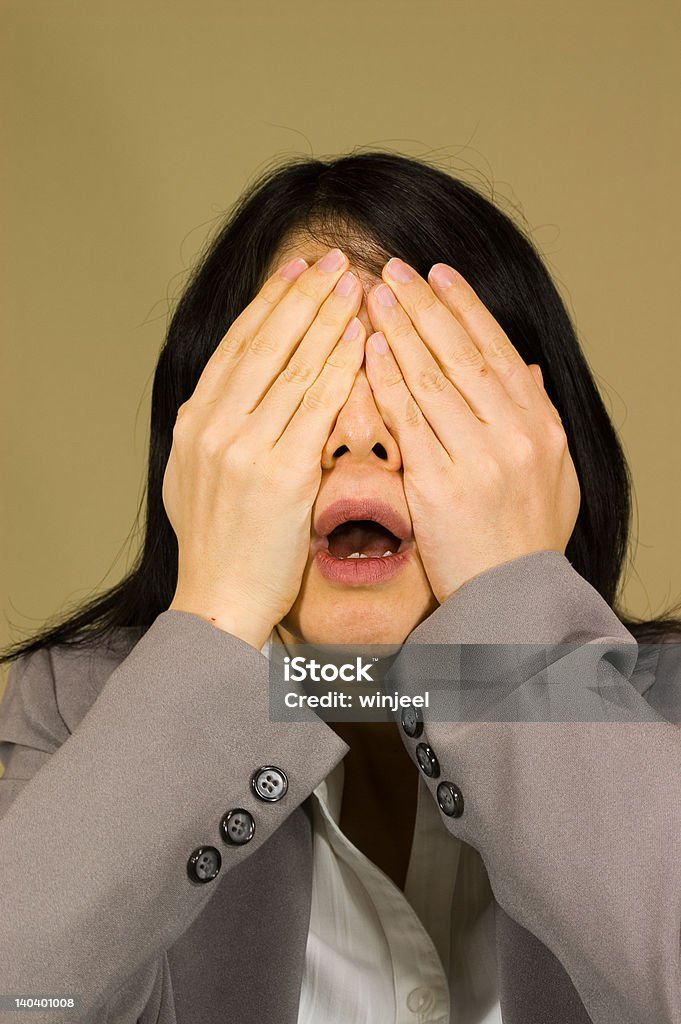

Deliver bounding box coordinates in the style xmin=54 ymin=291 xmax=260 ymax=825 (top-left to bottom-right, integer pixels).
xmin=496 ymin=904 xmax=593 ymax=1023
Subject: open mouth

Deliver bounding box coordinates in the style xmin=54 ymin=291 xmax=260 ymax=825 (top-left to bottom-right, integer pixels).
xmin=322 ymin=519 xmax=404 ymax=560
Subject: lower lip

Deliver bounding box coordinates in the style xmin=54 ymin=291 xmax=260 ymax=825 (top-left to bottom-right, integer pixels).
xmin=314 ymin=546 xmax=412 ymax=586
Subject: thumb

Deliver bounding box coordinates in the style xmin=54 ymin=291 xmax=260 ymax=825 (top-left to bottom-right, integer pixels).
xmin=529 ymin=363 xmax=544 ymax=389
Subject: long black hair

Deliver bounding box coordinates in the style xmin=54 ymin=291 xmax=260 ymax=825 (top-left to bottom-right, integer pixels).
xmin=2 ymin=150 xmax=679 ymax=665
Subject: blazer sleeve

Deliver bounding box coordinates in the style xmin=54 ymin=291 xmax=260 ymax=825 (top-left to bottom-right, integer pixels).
xmin=0 ymin=611 xmax=348 ymax=1023
xmin=390 ymin=549 xmax=681 ymax=1024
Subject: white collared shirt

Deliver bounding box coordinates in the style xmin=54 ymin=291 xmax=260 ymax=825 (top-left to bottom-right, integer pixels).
xmin=262 ymin=633 xmax=502 ymax=1024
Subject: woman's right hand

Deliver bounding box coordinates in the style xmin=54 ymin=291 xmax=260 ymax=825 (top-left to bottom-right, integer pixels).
xmin=163 ymin=247 xmax=366 ymax=650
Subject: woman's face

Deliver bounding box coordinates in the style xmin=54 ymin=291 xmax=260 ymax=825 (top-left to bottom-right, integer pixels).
xmin=267 ymin=236 xmax=439 ymax=648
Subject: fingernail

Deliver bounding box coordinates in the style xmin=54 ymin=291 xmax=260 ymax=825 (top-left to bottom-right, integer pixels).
xmin=279 ymin=257 xmax=308 ymax=281
xmin=385 ymin=257 xmax=414 ymax=283
xmin=334 ymin=271 xmax=357 ymax=297
xmin=318 ymin=247 xmax=345 ymax=272
xmin=370 ymin=332 xmax=389 ymax=353
xmin=375 ymin=284 xmax=397 ymax=307
xmin=342 ymin=316 xmax=361 ymax=341
xmin=429 ymin=263 xmax=457 ymax=288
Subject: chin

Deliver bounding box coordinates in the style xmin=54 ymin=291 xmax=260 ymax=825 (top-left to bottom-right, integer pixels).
xmin=281 ymin=583 xmax=437 ymax=651
xmin=293 ymin=617 xmax=408 ymax=651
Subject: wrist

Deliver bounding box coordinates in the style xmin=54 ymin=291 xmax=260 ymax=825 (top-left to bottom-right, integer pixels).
xmin=169 ymin=591 xmax=274 ymax=651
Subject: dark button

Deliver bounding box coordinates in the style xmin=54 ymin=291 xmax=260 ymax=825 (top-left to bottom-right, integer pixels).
xmin=220 ymin=808 xmax=256 ymax=846
xmin=415 ymin=742 xmax=440 ymax=779
xmin=251 ymin=765 xmax=288 ymax=802
xmin=437 ymin=781 xmax=464 ymax=817
xmin=400 ymin=706 xmax=424 ymax=739
xmin=187 ymin=846 xmax=221 ymax=884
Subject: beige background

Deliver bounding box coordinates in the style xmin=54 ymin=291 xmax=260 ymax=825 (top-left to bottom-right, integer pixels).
xmin=2 ymin=0 xmax=680 ymax=694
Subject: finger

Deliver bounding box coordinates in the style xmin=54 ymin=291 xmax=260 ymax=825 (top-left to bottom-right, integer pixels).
xmin=192 ymin=255 xmax=309 ymax=405
xmin=254 ymin=271 xmax=364 ymax=441
xmin=372 ymin=262 xmax=510 ymax=423
xmin=364 ymin=330 xmax=459 ymax=468
xmin=228 ymin=247 xmax=352 ymax=415
xmin=528 ymin=363 xmax=563 ymax=424
xmin=427 ymin=263 xmax=541 ymax=408
xmin=367 ymin=282 xmax=484 ymax=439
xmin=529 ymin=364 xmax=543 ymax=389
xmin=276 ymin=316 xmax=367 ymax=458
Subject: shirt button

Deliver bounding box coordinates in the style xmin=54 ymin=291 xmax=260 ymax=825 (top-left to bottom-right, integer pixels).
xmin=220 ymin=808 xmax=256 ymax=845
xmin=187 ymin=846 xmax=221 ymax=884
xmin=436 ymin=780 xmax=464 ymax=817
xmin=400 ymin=706 xmax=424 ymax=738
xmin=406 ymin=986 xmax=436 ymax=1015
xmin=415 ymin=742 xmax=440 ymax=779
xmin=251 ymin=765 xmax=289 ymax=802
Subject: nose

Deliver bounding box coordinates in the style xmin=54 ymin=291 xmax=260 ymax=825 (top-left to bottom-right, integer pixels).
xmin=321 ymin=282 xmax=403 ymax=471
xmin=321 ymin=366 xmax=403 ymax=470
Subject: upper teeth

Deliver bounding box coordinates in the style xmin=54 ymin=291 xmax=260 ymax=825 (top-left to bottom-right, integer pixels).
xmin=341 ymin=550 xmax=394 ymax=559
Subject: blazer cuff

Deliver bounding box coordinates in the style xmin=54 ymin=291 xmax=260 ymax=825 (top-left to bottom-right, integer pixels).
xmin=404 ymin=549 xmax=635 ymax=645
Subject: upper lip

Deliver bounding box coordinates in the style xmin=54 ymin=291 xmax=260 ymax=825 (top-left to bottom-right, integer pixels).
xmin=314 ymin=497 xmax=413 ymax=542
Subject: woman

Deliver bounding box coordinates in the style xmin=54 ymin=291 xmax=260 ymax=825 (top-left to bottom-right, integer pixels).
xmin=1 ymin=152 xmax=680 ymax=1024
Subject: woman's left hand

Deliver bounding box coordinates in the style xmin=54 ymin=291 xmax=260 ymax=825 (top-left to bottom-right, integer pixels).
xmin=365 ymin=258 xmax=581 ymax=604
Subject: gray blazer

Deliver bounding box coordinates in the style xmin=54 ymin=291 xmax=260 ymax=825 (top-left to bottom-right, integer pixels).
xmin=1 ymin=551 xmax=681 ymax=1024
